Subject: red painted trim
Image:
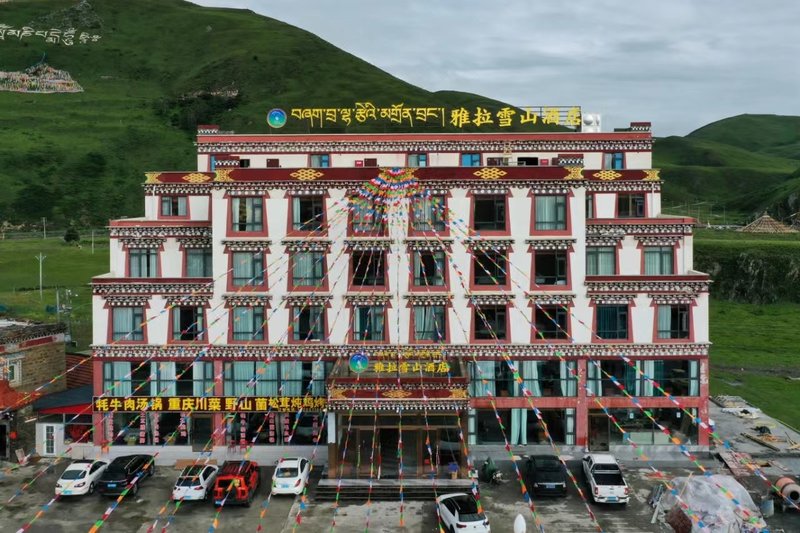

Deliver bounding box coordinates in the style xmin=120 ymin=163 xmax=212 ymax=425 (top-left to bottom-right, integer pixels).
xmin=109 ymin=220 xmax=211 ymax=228
xmin=226 ymin=195 xmax=269 ymax=238
xmin=528 ymin=190 xmax=573 ymax=236
xmin=471 ymin=394 xmax=706 ymax=410
xmin=92 ymin=277 xmax=212 ymax=286
xmin=123 ymin=243 xmax=164 ymax=278
xmin=584 ymin=274 xmax=710 ymax=282
xmin=18 ymin=336 xmax=57 ymax=349
xmin=38 ymin=404 xmax=91 ymax=415
xmin=587 ymin=216 xmax=695 ymax=226
xmin=649 ymin=299 xmax=696 ymax=343
xmin=166 ymin=304 xmax=209 ymax=344
xmin=157 ymin=195 xmax=192 ymax=220
xmin=106 ymin=304 xmax=150 ymax=345
xmin=467 ymin=190 xmax=511 ymax=237
xmin=637 ymin=240 xmax=679 ymax=275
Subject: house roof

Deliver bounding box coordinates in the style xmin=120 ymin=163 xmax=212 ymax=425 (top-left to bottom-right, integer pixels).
xmin=32 ymin=385 xmax=92 ymax=412
xmin=738 ymin=213 xmax=798 ymax=233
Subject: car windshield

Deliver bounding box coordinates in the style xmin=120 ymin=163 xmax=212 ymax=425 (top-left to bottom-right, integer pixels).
xmin=276 ymin=467 xmax=298 ymax=478
xmin=176 ymin=476 xmax=201 ymax=487
xmin=535 ymin=457 xmax=561 ymax=471
xmin=451 ymin=496 xmax=484 ymax=522
xmin=61 ymin=469 xmax=86 ymax=480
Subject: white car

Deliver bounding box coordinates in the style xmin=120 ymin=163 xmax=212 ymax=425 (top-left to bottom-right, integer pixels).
xmin=55 ymin=459 xmax=108 ymax=496
xmin=271 ymin=457 xmax=311 ymax=495
xmin=437 ymin=492 xmax=491 ymax=532
xmin=171 ymin=464 xmax=219 ymax=501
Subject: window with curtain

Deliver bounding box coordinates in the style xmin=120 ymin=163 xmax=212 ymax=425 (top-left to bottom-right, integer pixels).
xmin=185 ymin=248 xmax=212 ymax=277
xmin=534 ymin=195 xmax=567 ymax=230
xmin=161 ymin=196 xmax=187 ymax=216
xmin=460 ymin=152 xmax=481 ymax=166
xmin=657 ymin=305 xmax=689 ymax=339
xmin=103 ymin=361 xmax=132 ymax=396
xmin=413 ymin=250 xmax=445 ymax=286
xmin=293 ymin=306 xmax=325 ymax=341
xmin=292 ymin=196 xmax=324 ymax=231
xmin=586 ymin=247 xmax=616 ymax=275
xmin=469 ymin=361 xmax=496 ymax=396
xmin=603 ymin=152 xmax=625 ymax=170
xmin=473 ymin=195 xmax=506 ymax=231
xmin=408 ymin=153 xmax=428 ymax=167
xmin=232 ymin=252 xmax=264 ymax=286
xmin=353 ymin=306 xmax=385 ymax=341
xmin=231 ymin=197 xmax=263 ymax=232
xmin=128 ymin=248 xmax=157 ymax=278
xmin=644 ymin=246 xmax=674 ymax=275
xmin=534 ymin=251 xmax=568 ymax=285
xmin=311 ymin=361 xmax=331 ymax=396
xmin=413 ymin=306 xmax=446 ymax=341
xmin=521 ymin=361 xmax=577 ymax=396
xmin=231 ymin=306 xmax=265 ymax=341
xmin=280 ymin=361 xmax=304 ymax=396
xmin=533 ymin=307 xmax=568 ymax=339
xmin=617 ymin=193 xmax=645 ymax=218
xmin=586 ymin=193 xmax=594 ymax=219
xmin=473 ymin=250 xmax=507 ymax=285
xmin=310 ymin=154 xmax=330 ymax=168
xmin=292 ymin=251 xmax=325 ymax=287
xmin=112 ymin=307 xmax=144 ymax=341
xmin=171 ymin=307 xmax=204 ymax=341
xmin=351 ymin=198 xmax=383 ymax=233
xmin=223 ymin=361 xmax=276 ymax=396
xmin=187 ymin=362 xmax=213 ymax=397
xmin=596 ymin=304 xmax=628 ymax=339
xmin=151 ymin=361 xmax=177 ymax=396
xmin=659 ymin=360 xmax=697 ymax=396
xmin=411 ymin=195 xmax=446 ymax=232
xmin=474 ymin=305 xmax=507 ymax=340
xmin=352 ymin=251 xmax=385 ymax=286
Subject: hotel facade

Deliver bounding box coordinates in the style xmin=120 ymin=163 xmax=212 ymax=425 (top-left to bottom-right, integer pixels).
xmin=91 ymin=122 xmax=710 ymax=472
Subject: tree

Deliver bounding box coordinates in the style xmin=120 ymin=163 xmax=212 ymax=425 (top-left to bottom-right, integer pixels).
xmin=64 ymin=224 xmax=80 ymax=243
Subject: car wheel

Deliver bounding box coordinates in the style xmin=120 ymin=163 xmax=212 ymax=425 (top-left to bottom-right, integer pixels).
xmin=89 ymin=482 xmax=95 ymax=495
xmin=132 ymin=483 xmax=139 ymax=496
xmin=149 ymin=464 xmax=155 ymax=477
xmin=449 ymin=526 xmax=455 ymax=533
xmin=244 ymin=493 xmax=252 ymax=507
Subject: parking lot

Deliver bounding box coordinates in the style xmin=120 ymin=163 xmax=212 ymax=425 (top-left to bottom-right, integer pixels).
xmin=0 ymin=457 xmax=796 ymax=532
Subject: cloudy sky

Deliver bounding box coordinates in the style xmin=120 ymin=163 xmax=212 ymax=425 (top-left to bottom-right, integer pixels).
xmin=193 ymin=0 xmax=798 ymax=136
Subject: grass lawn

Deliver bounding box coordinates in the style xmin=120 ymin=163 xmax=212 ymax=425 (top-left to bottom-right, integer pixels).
xmin=0 ymin=236 xmax=109 ymax=350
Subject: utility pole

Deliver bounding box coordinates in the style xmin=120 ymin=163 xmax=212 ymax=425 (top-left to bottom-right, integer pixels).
xmin=56 ymin=288 xmax=61 ymax=323
xmin=91 ymin=229 xmax=95 ymax=254
xmin=35 ymin=253 xmax=46 ymax=301
xmin=42 ymin=217 xmax=47 ymax=239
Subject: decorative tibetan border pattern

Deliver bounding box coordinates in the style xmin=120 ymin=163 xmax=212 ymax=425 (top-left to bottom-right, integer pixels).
xmin=119 ymin=237 xmax=166 ymax=249
xmin=281 ymin=238 xmax=331 ymax=252
xmin=343 ymin=238 xmax=394 ymax=251
xmin=585 ymin=235 xmax=623 ymax=246
xmin=584 ymin=182 xmax=660 ymax=193
xmin=530 ymin=182 xmax=573 ymax=195
xmin=92 ymin=342 xmax=709 ymax=359
xmin=344 ymin=293 xmax=393 ymax=305
xmin=465 ymin=293 xmax=516 ymax=305
xmin=222 ymin=294 xmax=272 ymax=306
xmin=405 ymin=293 xmax=453 ymax=306
xmin=103 ymin=295 xmax=151 ymax=307
xmin=586 ymin=221 xmax=694 ymax=237
xmin=143 ymin=183 xmax=213 ymax=195
xmin=404 ymin=238 xmax=453 ymax=252
xmin=526 ymin=293 xmax=575 ymax=305
xmin=585 ymin=278 xmax=711 ymax=294
xmin=634 ymin=235 xmax=683 ymax=246
xmin=177 ymin=237 xmax=212 ymax=248
xmin=525 ymin=238 xmax=575 ymax=251
xmin=463 ymin=237 xmax=515 ymax=251
xmin=92 ymin=281 xmax=213 ymax=296
xmin=282 ymin=294 xmax=333 ymax=306
xmin=196 ymin=139 xmax=653 ymax=155
xmin=649 ymin=293 xmax=697 ymax=305
xmin=110 ymin=226 xmax=211 ymax=239
xmin=221 ymin=239 xmax=272 ymax=252
xmin=164 ymin=294 xmax=212 ymax=306
xmin=327 ymin=398 xmax=470 ymax=411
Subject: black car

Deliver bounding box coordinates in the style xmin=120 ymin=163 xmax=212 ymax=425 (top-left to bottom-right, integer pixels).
xmin=96 ymin=455 xmax=155 ymax=497
xmin=526 ymin=455 xmax=567 ymax=496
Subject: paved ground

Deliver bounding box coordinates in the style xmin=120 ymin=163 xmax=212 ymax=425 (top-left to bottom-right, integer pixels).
xmin=0 ymin=457 xmax=797 ymax=532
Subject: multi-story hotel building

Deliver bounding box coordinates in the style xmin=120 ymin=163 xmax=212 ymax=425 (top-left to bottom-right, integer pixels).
xmin=91 ymin=122 xmax=710 ymax=472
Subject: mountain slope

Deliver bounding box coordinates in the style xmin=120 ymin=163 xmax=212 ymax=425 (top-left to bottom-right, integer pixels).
xmin=0 ymin=0 xmax=558 ymax=226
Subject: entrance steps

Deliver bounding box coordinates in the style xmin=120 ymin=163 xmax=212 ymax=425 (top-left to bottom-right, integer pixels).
xmin=314 ymin=478 xmax=474 ymax=502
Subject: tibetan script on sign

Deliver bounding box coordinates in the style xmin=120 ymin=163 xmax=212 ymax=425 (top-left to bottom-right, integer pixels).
xmin=288 ymin=103 xmax=581 ymax=129
xmin=0 ymin=25 xmax=102 ymax=45
xmin=93 ymin=396 xmax=327 ymax=413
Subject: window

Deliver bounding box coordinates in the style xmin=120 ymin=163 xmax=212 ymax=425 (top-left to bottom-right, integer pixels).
xmin=586 ymin=193 xmax=594 ymax=219
xmin=414 ymin=306 xmax=446 ymax=341
xmin=586 ymin=247 xmax=616 ymax=275
xmin=596 ymin=305 xmax=628 ymax=340
xmin=473 ymin=195 xmax=506 ymax=231
xmin=517 ymin=157 xmax=539 ymax=166
xmin=129 ymin=248 xmax=157 ymax=278
xmin=172 ymin=307 xmax=205 ymax=341
xmin=266 ymin=158 xmax=280 ymax=168
xmin=1 ymin=359 xmax=21 ymax=385
xmin=224 ymin=361 xmax=275 ymax=396
xmin=292 ymin=251 xmax=325 ymax=287
xmin=293 ymin=306 xmax=325 ymax=341
xmin=617 ymin=193 xmax=645 ymax=218
xmin=351 ymin=198 xmax=384 ymax=233
xmin=460 ymin=153 xmax=481 ymax=166
xmin=473 ymin=250 xmax=507 ymax=286
xmin=185 ymin=248 xmax=212 ymax=277
xmin=520 ymin=361 xmax=577 ymax=397
xmin=533 ymin=307 xmax=568 ymax=339
xmin=413 ymin=250 xmax=445 ymax=286
xmin=238 ymin=158 xmax=250 ymax=168
xmin=534 ymin=195 xmax=567 ymax=231
xmin=474 ymin=305 xmax=507 ymax=340
xmin=657 ymin=305 xmax=690 ymax=339
xmin=232 ymin=252 xmax=264 ymax=287
xmin=161 ymin=196 xmax=187 ymax=217
xmin=644 ymin=246 xmax=674 ymax=275
xmin=231 ymin=197 xmax=263 ymax=232
xmin=310 ymin=154 xmax=330 ymax=168
xmin=292 ymin=196 xmax=325 ymax=231
xmin=364 ymin=158 xmax=378 ymax=167
xmin=411 ymin=195 xmax=446 ymax=232
xmin=408 ymin=153 xmax=427 ymax=167
xmin=112 ymin=307 xmax=144 ymax=341
xmin=231 ymin=306 xmax=265 ymax=341
xmin=353 ymin=306 xmax=385 ymax=341
xmin=534 ymin=251 xmax=567 ymax=285
xmin=352 ymin=251 xmax=385 ymax=286
xmin=603 ymin=152 xmax=624 ymax=170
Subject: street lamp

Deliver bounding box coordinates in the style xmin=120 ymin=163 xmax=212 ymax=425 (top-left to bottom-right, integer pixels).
xmin=34 ymin=253 xmax=46 ymax=301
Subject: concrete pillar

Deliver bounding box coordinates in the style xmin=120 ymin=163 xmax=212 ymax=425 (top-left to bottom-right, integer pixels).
xmin=575 ymin=358 xmax=588 ymax=447
xmin=698 ymin=359 xmax=710 ymax=446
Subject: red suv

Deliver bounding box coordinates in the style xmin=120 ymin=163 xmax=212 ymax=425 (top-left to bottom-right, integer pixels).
xmin=212 ymin=460 xmax=260 ymax=506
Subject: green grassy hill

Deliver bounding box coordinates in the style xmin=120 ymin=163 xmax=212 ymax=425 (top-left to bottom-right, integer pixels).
xmin=0 ymin=0 xmax=558 ymax=228
xmin=656 ymin=115 xmax=800 ymax=223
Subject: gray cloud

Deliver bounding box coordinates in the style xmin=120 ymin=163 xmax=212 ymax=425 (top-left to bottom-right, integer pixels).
xmin=192 ymin=0 xmax=799 ymax=136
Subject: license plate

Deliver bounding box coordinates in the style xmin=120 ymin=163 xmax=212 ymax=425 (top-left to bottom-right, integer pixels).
xmin=544 ymin=484 xmax=555 ymax=489
xmin=214 ymin=500 xmax=224 ymax=505
xmin=607 ymin=496 xmax=618 ymax=502
xmin=107 ymin=484 xmax=117 ymax=488
xmin=280 ymin=484 xmax=290 ymax=489
xmin=63 ymin=490 xmax=72 ymax=495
